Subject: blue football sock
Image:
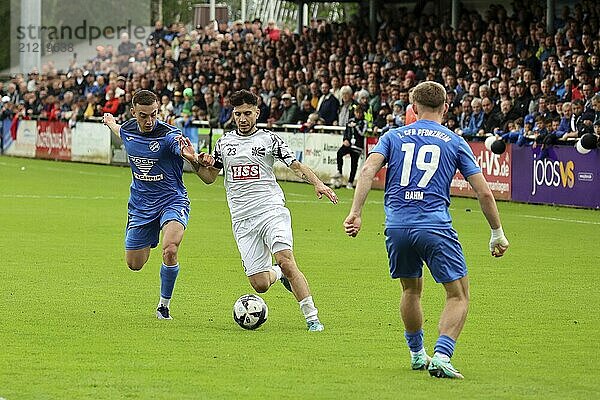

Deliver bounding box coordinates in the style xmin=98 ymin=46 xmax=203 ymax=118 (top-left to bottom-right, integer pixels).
xmin=434 ymin=335 xmax=456 ymax=358
xmin=160 ymin=263 xmax=180 ymax=300
xmin=404 ymin=329 xmax=424 ymax=353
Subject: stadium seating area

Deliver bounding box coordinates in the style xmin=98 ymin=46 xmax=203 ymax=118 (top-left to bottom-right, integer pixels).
xmin=1 ymin=0 xmax=599 ymax=143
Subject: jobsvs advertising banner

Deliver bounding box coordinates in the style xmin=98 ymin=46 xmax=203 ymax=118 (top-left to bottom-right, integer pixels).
xmin=511 ymin=145 xmax=600 ymax=208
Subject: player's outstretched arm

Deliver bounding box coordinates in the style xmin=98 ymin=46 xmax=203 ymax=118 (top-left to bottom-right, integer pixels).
xmin=344 ymin=153 xmax=386 ymax=237
xmin=466 ymin=172 xmax=509 ymax=257
xmin=177 ymin=136 xmax=220 ymax=184
xmin=289 ymin=161 xmax=338 ymax=204
xmin=103 ymin=113 xmax=121 ymax=135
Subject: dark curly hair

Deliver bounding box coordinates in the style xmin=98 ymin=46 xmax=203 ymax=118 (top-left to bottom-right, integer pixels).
xmin=230 ymin=90 xmax=258 ymax=107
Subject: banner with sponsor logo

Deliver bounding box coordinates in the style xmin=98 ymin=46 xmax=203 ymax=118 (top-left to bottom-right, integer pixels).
xmin=71 ymin=122 xmax=111 ymax=164
xmin=273 ymin=131 xmax=362 ymax=183
xmin=450 ymin=141 xmax=512 ymax=200
xmin=511 ymin=145 xmax=600 ymax=208
xmin=36 ymin=120 xmax=71 ymax=160
xmin=4 ymin=120 xmax=37 ymax=158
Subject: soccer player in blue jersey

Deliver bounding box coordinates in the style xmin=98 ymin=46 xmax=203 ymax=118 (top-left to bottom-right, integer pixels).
xmin=103 ymin=90 xmax=190 ymax=320
xmin=344 ymin=81 xmax=509 ymax=379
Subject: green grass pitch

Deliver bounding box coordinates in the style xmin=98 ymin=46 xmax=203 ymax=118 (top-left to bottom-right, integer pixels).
xmin=1 ymin=156 xmax=599 ymax=399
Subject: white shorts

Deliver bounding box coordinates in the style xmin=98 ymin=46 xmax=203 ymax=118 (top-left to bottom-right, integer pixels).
xmin=232 ymin=206 xmax=294 ymax=276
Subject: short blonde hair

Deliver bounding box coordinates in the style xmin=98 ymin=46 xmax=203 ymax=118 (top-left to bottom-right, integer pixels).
xmin=410 ymin=81 xmax=446 ymax=111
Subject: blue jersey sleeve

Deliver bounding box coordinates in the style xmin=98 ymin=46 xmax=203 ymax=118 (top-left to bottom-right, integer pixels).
xmin=456 ymin=138 xmax=480 ymax=178
xmin=167 ymin=132 xmax=182 ymax=156
xmin=371 ymin=131 xmax=391 ymax=161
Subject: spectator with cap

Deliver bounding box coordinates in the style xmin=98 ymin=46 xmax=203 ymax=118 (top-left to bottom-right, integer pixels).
xmin=513 ymin=81 xmax=531 ymax=117
xmin=518 ymin=116 xmax=536 ymax=146
xmin=181 ymin=88 xmax=194 ymax=116
xmin=114 ymin=76 xmax=126 ymax=98
xmin=274 ymin=93 xmax=300 ymax=125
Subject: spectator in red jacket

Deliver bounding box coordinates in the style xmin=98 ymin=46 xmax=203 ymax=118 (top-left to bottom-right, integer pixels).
xmin=102 ymin=90 xmax=119 ymax=115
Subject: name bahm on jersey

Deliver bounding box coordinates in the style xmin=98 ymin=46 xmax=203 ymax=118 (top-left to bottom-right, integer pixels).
xmin=120 ymin=119 xmax=190 ymax=225
xmin=372 ymin=120 xmax=480 ymax=229
xmin=211 ymin=129 xmax=296 ymax=222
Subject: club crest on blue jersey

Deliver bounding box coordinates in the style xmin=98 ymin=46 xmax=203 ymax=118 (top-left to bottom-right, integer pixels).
xmin=129 ymin=155 xmax=164 ymax=181
xmin=149 ymin=141 xmax=160 ymax=152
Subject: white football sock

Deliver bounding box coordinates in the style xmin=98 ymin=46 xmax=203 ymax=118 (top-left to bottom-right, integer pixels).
xmin=299 ymin=296 xmax=318 ymax=322
xmin=410 ymin=348 xmax=426 ymax=356
xmin=271 ymin=264 xmax=283 ymax=280
xmin=159 ymin=297 xmax=171 ymax=307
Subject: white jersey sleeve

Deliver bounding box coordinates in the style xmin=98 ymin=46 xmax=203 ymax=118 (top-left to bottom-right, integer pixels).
xmin=270 ymin=132 xmax=295 ymax=167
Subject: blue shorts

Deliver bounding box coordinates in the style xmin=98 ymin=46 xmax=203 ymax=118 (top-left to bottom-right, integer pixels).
xmin=385 ymin=228 xmax=467 ymax=283
xmin=125 ymin=205 xmax=189 ymax=250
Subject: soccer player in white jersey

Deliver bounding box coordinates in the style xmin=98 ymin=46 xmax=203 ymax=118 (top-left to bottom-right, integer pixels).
xmin=344 ymin=81 xmax=509 ymax=378
xmin=181 ymin=89 xmax=338 ymax=331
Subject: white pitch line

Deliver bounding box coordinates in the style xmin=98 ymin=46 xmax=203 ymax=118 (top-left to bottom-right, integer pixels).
xmin=1 ymin=193 xmax=597 ymax=225
xmin=514 ymin=214 xmax=600 ymax=225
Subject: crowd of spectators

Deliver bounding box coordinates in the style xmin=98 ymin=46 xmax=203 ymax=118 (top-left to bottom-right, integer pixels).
xmin=1 ymin=0 xmax=600 ymax=148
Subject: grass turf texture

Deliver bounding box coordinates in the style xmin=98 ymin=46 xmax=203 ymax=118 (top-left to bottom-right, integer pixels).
xmin=1 ymin=156 xmax=599 ymax=399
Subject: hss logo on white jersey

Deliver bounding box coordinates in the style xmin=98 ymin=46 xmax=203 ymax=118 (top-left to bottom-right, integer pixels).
xmin=231 ymin=164 xmax=260 ymax=180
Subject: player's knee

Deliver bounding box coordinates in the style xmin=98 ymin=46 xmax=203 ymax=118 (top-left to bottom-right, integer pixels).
xmin=127 ymin=261 xmax=144 ymax=271
xmin=162 ymin=243 xmax=179 ymax=263
xmin=252 ymin=282 xmax=270 ymax=293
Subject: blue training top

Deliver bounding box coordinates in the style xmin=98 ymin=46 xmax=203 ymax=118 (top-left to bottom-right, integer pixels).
xmin=120 ymin=119 xmax=189 ymax=224
xmin=372 ymin=119 xmax=480 ymax=229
